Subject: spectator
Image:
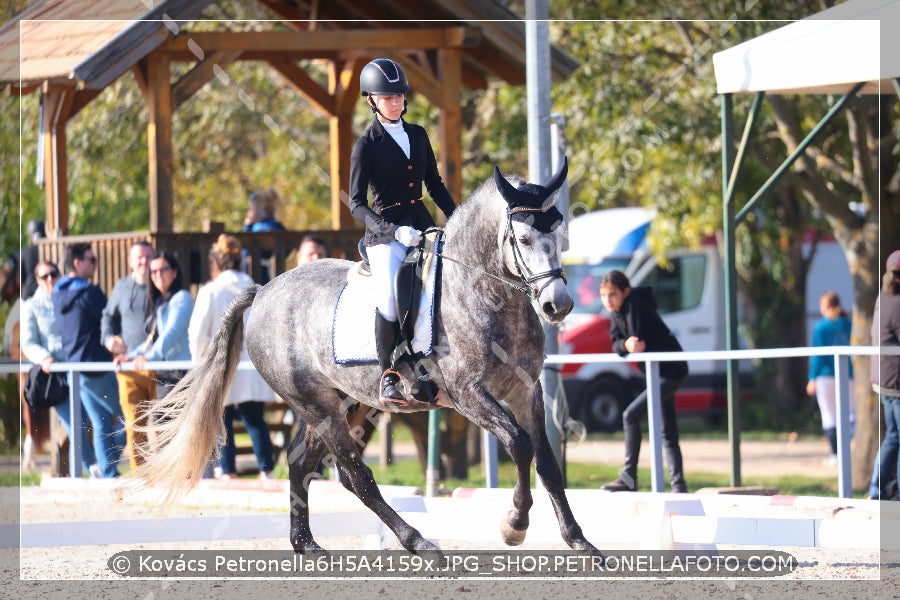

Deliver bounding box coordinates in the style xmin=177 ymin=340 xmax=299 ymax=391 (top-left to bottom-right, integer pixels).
xmin=52 ymin=243 xmax=125 ymax=478
xmin=295 ymin=234 xmax=328 ymax=267
xmin=243 ymin=187 xmax=286 ymax=284
xmin=101 ymin=240 xmax=156 ymax=470
xmin=189 ymin=235 xmax=275 ymax=479
xmin=114 ymin=251 xmax=193 ymax=399
xmin=598 ymin=270 xmax=689 ymax=493
xmin=868 ymin=250 xmax=900 ymax=500
xmin=806 ymin=290 xmax=856 ymax=464
xmin=21 ymin=260 xmax=99 ymax=475
xmin=20 ymin=219 xmax=46 ymax=301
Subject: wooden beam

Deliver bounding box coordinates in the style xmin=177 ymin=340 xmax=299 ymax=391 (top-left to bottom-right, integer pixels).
xmin=162 ymin=28 xmax=469 ymax=54
xmin=172 ymin=50 xmax=242 ymax=110
xmin=328 ymin=59 xmax=359 ymax=230
xmin=400 ymin=59 xmax=444 ymax=109
xmin=39 ymin=83 xmax=75 ymax=238
xmin=437 ymin=48 xmax=462 ymax=214
xmin=144 ymin=52 xmax=174 ymax=234
xmin=268 ymin=60 xmax=336 ymax=116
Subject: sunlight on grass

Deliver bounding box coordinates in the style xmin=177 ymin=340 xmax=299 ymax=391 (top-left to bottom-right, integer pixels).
xmin=365 ymin=457 xmax=862 ymax=498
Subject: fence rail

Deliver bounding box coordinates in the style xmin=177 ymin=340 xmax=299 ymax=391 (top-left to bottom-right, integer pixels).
xmin=3 ymin=345 xmax=898 ymax=497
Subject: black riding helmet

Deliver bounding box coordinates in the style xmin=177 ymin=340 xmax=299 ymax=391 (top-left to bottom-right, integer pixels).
xmin=359 ymin=58 xmax=410 ymax=97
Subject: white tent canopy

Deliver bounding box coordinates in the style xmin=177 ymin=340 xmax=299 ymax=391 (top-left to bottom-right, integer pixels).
xmin=713 ymin=0 xmax=900 ymax=95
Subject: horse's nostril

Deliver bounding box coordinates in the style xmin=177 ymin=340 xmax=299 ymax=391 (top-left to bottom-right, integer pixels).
xmin=542 ymin=302 xmax=555 ymax=315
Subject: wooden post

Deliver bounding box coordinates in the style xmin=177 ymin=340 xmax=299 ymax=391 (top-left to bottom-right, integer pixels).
xmin=437 ymin=48 xmax=462 ymax=211
xmin=145 ymin=52 xmax=174 ymax=234
xmin=40 ymin=84 xmax=75 ymax=237
xmin=329 ymin=59 xmax=359 ymax=230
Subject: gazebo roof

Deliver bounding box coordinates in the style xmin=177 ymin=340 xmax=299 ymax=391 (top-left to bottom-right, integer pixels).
xmin=0 ymin=0 xmax=579 ymax=92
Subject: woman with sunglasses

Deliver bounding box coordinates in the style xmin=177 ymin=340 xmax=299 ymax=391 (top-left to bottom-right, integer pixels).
xmin=21 ymin=260 xmax=99 ymax=475
xmin=114 ymin=252 xmax=193 ymax=397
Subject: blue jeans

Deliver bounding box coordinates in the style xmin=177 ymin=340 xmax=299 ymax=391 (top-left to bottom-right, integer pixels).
xmin=220 ymin=402 xmax=274 ymax=474
xmin=79 ymin=372 xmax=126 ymax=478
xmin=869 ymin=395 xmax=900 ymax=499
xmin=53 ymin=397 xmax=97 ymax=476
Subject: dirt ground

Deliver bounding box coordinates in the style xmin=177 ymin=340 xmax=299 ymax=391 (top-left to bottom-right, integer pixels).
xmin=4 ymin=437 xmax=899 ymax=598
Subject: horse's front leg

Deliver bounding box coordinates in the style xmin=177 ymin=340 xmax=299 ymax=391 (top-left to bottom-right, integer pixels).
xmin=456 ymin=383 xmax=536 ymax=546
xmin=525 ymin=383 xmax=599 ymax=554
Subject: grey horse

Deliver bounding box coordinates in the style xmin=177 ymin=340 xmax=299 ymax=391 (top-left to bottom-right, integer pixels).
xmin=135 ymin=161 xmax=598 ymax=555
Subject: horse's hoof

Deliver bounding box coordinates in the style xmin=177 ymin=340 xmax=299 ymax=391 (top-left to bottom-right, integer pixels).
xmin=500 ymin=521 xmax=527 ymax=546
xmin=571 ymin=540 xmax=602 ymax=557
xmin=292 ymin=539 xmax=326 ymax=554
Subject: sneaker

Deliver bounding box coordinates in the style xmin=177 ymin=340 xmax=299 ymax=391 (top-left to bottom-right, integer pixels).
xmin=259 ymin=471 xmax=275 ymax=481
xmin=88 ymin=464 xmax=103 ymax=479
xmin=601 ymin=476 xmax=637 ymax=492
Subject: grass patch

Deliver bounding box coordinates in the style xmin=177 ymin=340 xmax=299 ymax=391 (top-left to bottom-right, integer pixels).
xmin=0 ymin=470 xmax=40 ymax=487
xmin=367 ymin=457 xmax=865 ymax=499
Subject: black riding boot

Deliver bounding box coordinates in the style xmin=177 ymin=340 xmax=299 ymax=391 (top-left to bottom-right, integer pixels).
xmin=602 ymin=421 xmax=640 ymax=492
xmin=375 ymin=312 xmax=405 ymax=405
xmin=666 ymin=445 xmax=687 ymax=493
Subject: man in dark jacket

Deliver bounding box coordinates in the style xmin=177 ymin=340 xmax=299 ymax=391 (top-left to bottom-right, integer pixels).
xmin=52 ymin=242 xmax=125 ymax=477
xmin=598 ymin=270 xmax=689 ymax=493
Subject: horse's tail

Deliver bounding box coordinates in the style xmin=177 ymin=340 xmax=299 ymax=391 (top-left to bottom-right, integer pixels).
xmin=129 ymin=285 xmax=260 ymax=504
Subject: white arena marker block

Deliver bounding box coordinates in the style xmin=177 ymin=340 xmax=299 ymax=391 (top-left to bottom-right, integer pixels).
xmin=370 ymin=495 xmax=438 ymax=550
xmin=638 ymin=498 xmax=715 ymax=551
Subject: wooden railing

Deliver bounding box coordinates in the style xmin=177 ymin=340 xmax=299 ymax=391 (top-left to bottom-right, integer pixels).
xmin=34 ymin=228 xmax=365 ymax=296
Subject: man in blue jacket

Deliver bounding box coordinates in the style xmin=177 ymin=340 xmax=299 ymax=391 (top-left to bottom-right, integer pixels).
xmin=52 ymin=242 xmax=125 ymax=477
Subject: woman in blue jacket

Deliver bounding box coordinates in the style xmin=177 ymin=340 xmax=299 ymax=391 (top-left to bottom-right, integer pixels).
xmin=807 ymin=290 xmax=855 ymax=462
xmin=115 ymin=251 xmax=193 ymax=397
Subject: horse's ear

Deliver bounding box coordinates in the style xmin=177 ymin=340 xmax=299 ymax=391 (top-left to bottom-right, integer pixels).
xmin=493 ymin=166 xmax=519 ymax=205
xmin=543 ymin=156 xmax=568 ymax=196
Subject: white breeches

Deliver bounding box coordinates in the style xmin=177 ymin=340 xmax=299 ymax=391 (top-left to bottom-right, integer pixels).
xmin=815 ymin=376 xmax=856 ymax=430
xmin=366 ymin=240 xmax=408 ymax=322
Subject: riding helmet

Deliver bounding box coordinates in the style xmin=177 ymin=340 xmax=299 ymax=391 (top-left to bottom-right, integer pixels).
xmin=360 ymin=58 xmax=410 ymax=97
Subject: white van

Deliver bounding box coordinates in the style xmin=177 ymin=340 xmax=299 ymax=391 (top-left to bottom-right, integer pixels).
xmin=559 ymin=208 xmax=851 ymax=432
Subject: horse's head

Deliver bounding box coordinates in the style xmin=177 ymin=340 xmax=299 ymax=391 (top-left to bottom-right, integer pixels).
xmin=494 ymin=159 xmax=574 ymax=324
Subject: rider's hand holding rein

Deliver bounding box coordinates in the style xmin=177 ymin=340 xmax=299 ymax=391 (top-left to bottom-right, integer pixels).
xmin=394 ymin=226 xmax=422 ymax=248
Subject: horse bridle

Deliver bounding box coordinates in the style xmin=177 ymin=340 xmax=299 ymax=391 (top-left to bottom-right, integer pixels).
xmin=434 ymin=217 xmax=567 ymax=300
xmin=503 ymin=214 xmax=567 ymax=299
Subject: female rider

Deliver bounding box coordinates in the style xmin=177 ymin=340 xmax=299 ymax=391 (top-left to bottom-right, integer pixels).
xmin=349 ymin=58 xmax=456 ymax=405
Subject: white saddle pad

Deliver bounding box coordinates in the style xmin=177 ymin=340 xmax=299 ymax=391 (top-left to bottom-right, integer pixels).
xmin=332 ymin=238 xmax=441 ymax=364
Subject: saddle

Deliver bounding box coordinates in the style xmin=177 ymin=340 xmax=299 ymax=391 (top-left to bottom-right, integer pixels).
xmin=336 ymin=229 xmax=444 ymax=403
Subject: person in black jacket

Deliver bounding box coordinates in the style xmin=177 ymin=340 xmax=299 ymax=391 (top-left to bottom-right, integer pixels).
xmin=349 ymin=58 xmax=456 ymax=405
xmin=598 ymin=269 xmax=689 ymax=493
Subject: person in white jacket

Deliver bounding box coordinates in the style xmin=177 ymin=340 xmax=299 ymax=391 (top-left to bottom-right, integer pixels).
xmin=188 ymin=234 xmax=275 ymax=479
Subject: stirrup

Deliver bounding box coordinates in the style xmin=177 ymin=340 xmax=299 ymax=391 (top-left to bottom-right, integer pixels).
xmin=379 ymin=369 xmax=407 ymax=406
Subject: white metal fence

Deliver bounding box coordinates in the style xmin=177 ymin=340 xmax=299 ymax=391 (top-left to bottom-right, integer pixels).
xmin=3 ymin=345 xmax=897 ymax=498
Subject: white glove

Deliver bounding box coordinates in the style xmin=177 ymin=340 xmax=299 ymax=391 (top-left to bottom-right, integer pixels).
xmin=394 ymin=226 xmax=422 ymax=247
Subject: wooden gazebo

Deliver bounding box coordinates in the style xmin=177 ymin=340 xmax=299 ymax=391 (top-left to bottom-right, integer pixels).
xmin=0 ymin=0 xmax=578 ymax=244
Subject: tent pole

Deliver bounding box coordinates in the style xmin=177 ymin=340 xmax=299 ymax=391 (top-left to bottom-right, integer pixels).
xmin=721 ymin=93 xmax=741 ymax=487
